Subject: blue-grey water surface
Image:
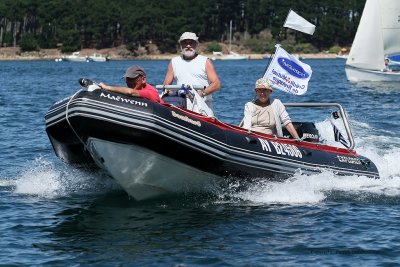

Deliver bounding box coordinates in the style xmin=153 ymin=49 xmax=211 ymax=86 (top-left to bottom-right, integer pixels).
xmin=1 ymin=58 xmax=400 ymax=266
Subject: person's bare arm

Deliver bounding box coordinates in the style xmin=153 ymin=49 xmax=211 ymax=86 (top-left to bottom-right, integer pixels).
xmin=163 ymin=61 xmax=174 ymax=85
xmin=99 ymin=82 xmax=140 ymax=97
xmin=285 ymin=122 xmax=300 ymax=139
xmin=204 ymin=58 xmax=221 ymax=96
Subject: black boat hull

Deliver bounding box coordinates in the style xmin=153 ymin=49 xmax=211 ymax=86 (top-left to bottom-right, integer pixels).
xmin=45 ymin=89 xmax=379 ymax=199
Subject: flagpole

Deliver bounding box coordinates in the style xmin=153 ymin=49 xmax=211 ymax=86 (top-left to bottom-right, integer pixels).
xmin=261 ymin=8 xmax=315 ymax=90
xmin=283 ymin=9 xmax=292 ymax=28
xmin=262 ymin=9 xmax=293 ymax=77
xmin=261 ymin=44 xmax=280 ymax=78
xmin=262 ymin=54 xmax=273 ymax=77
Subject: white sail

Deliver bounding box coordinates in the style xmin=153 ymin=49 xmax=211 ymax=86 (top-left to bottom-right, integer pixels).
xmin=346 ymin=0 xmax=384 ymax=70
xmin=381 ymin=0 xmax=400 ymax=56
xmin=346 ymin=0 xmax=400 ymax=71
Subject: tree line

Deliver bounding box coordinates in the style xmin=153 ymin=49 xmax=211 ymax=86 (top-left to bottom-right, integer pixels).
xmin=0 ymin=0 xmax=365 ymax=53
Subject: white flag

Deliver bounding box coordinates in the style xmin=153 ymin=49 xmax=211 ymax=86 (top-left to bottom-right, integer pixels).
xmin=263 ymin=45 xmax=312 ymax=96
xmin=284 ymin=10 xmax=315 ymax=35
xmin=185 ymin=85 xmax=214 ymax=117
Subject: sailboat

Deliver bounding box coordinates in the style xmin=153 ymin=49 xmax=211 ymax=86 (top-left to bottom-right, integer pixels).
xmin=212 ymin=20 xmax=249 ymax=60
xmin=345 ymin=0 xmax=400 ymax=82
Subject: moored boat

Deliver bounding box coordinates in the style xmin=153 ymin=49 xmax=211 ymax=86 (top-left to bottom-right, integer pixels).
xmin=211 ymin=20 xmax=249 ymax=61
xmin=63 ymin=52 xmax=88 ymax=62
xmin=212 ymin=51 xmax=249 ymax=61
xmin=45 ymin=81 xmax=379 ymax=200
xmin=88 ymin=53 xmax=109 ymax=62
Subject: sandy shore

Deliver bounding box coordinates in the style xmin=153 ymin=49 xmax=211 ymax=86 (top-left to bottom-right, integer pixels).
xmin=0 ymin=47 xmax=337 ymax=61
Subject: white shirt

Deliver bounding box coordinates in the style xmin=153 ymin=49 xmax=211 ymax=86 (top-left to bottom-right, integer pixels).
xmin=171 ymin=54 xmax=213 ymax=109
xmin=243 ymin=98 xmax=292 ymax=136
xmin=171 ymin=54 xmax=209 ymax=87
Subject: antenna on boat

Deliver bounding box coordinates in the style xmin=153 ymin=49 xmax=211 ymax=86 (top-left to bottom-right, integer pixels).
xmin=78 ymin=78 xmax=94 ymax=87
xmin=78 ymin=78 xmax=100 ymax=92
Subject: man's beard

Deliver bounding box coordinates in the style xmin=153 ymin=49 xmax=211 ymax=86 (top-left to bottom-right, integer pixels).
xmin=182 ymin=48 xmax=196 ymax=58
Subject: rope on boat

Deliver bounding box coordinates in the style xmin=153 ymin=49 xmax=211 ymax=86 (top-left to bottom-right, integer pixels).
xmin=65 ymin=89 xmax=89 ymax=151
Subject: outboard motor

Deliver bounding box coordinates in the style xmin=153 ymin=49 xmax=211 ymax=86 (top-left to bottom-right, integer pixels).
xmin=283 ymin=122 xmax=320 ymax=143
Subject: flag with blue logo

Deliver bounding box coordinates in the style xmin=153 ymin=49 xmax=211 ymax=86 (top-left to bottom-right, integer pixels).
xmin=263 ymin=45 xmax=312 ymax=95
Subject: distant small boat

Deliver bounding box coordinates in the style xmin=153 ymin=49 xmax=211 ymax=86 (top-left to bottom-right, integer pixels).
xmin=63 ymin=52 xmax=88 ymax=62
xmin=212 ymin=20 xmax=249 ymax=61
xmin=336 ymin=54 xmax=348 ymax=59
xmin=212 ymin=51 xmax=249 ymax=60
xmin=88 ymin=53 xmax=109 ymax=62
xmin=336 ymin=48 xmax=348 ymax=59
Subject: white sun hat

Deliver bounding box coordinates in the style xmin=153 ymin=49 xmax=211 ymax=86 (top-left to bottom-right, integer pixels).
xmin=255 ymin=78 xmax=274 ymax=91
xmin=178 ymin=32 xmax=199 ymax=43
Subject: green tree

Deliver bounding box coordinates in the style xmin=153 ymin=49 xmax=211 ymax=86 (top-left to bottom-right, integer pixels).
xmin=20 ymin=33 xmax=39 ymax=51
xmin=0 ymin=0 xmax=367 ymax=53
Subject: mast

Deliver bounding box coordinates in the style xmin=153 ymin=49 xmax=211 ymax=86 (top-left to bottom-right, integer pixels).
xmin=229 ymin=20 xmax=232 ymax=52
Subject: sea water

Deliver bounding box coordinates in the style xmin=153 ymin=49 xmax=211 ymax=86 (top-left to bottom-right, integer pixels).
xmin=0 ymin=59 xmax=399 ymax=266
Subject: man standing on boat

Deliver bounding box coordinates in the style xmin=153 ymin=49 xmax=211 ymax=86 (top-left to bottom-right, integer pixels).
xmin=163 ymin=32 xmax=221 ymax=110
xmin=99 ymin=65 xmax=163 ymax=103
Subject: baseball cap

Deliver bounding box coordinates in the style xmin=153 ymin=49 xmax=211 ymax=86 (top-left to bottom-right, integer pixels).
xmin=123 ymin=65 xmax=146 ymax=79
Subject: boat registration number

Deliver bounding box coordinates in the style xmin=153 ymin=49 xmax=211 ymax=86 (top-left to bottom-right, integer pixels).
xmin=258 ymin=138 xmax=302 ymax=158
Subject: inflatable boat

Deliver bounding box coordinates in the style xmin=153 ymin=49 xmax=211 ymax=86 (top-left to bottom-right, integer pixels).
xmin=45 ymin=80 xmax=379 ymax=200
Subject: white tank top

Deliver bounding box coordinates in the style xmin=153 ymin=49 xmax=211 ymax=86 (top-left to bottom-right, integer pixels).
xmin=171 ymin=54 xmax=213 ymax=109
xmin=171 ymin=54 xmax=209 ymax=87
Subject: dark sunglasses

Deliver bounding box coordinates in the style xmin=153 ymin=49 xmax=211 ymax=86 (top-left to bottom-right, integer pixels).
xmin=180 ymin=40 xmax=197 ymax=46
xmin=255 ymin=88 xmax=271 ymax=93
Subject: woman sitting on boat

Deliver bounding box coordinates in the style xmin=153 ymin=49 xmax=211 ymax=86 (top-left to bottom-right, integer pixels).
xmin=242 ymin=78 xmax=300 ymax=139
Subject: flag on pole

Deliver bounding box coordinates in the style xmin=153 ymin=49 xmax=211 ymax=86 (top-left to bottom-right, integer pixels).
xmin=330 ymin=120 xmax=350 ymax=148
xmin=283 ymin=9 xmax=315 ymax=35
xmin=263 ymin=45 xmax=312 ymax=96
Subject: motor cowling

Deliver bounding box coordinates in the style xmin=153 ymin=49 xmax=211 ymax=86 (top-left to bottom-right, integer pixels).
xmin=283 ymin=122 xmax=320 ymax=142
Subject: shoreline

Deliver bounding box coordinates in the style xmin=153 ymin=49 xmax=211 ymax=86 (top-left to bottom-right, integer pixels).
xmin=0 ymin=47 xmax=337 ymax=61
